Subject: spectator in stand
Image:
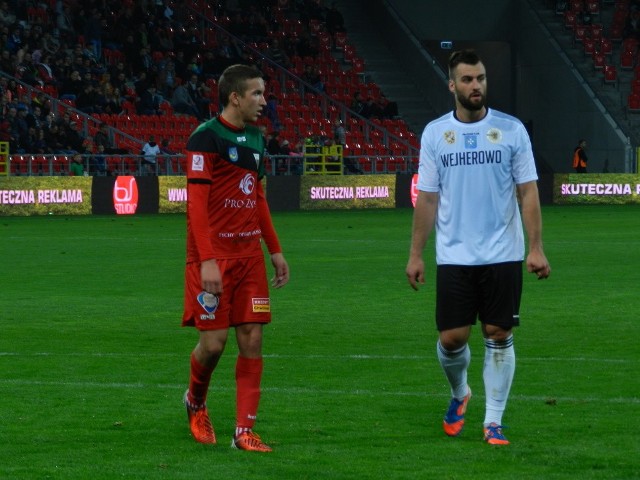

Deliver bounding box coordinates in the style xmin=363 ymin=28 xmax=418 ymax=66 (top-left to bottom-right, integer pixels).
xmin=173 ymin=50 xmax=189 ymax=80
xmin=18 ymin=125 xmax=38 ymax=154
xmin=106 ymin=87 xmax=125 ymax=115
xmin=5 ymin=25 xmax=23 ymax=54
xmin=44 ymin=123 xmax=66 ymax=153
xmin=121 ymin=33 xmax=141 ymax=67
xmin=302 ymin=64 xmax=324 ymax=92
xmin=76 ymin=81 xmax=99 ymax=114
xmin=93 ymin=123 xmax=128 ymax=155
xmin=15 ymin=50 xmax=39 ymax=86
xmin=265 ymin=38 xmax=291 ymax=69
xmin=140 ymin=134 xmax=161 ymax=174
xmin=42 ymin=32 xmax=60 ymax=57
xmin=361 ymin=96 xmax=377 ymax=119
xmin=33 ymin=126 xmax=48 ymax=154
xmin=171 ymin=82 xmax=200 ymax=118
xmin=333 ymin=118 xmax=346 ymax=146
xmin=201 ymin=50 xmax=222 ymax=80
xmin=326 ymin=2 xmax=346 ymax=38
xmin=59 ymin=69 xmax=83 ymax=100
xmin=111 ymin=70 xmax=129 ymax=94
xmin=159 ymin=137 xmax=177 ymax=174
xmin=186 ymin=73 xmax=211 ymax=120
xmin=56 ymin=1 xmax=75 ymax=41
xmin=266 ymin=130 xmax=282 ymax=155
xmin=13 ymin=105 xmax=29 ymax=148
xmin=216 ymin=36 xmax=242 ymax=67
xmin=69 ymin=152 xmax=85 ymax=176
xmin=245 ymin=12 xmax=269 ymax=43
xmin=25 ymin=104 xmax=44 ymax=130
xmin=381 ymin=94 xmax=399 ymax=119
xmin=264 ymin=94 xmax=281 ymax=130
xmin=157 ymin=58 xmax=177 ymax=98
xmin=350 ymin=91 xmax=365 ymax=116
xmin=60 ymin=120 xmax=86 ymax=154
xmin=0 ymin=49 xmax=13 ymax=75
xmin=151 ymin=25 xmax=174 ymax=54
xmin=84 ymin=9 xmax=103 ymax=62
xmin=137 ymin=84 xmax=161 ymax=115
xmin=295 ymin=30 xmax=320 ymax=59
xmin=0 ymin=1 xmax=16 ymax=27
xmin=92 ymin=143 xmax=108 ymax=175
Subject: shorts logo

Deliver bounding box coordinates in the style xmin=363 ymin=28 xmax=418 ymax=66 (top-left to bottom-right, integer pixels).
xmin=229 ymin=147 xmax=238 ymax=162
xmin=252 ymin=297 xmax=270 ymax=313
xmin=197 ymin=291 xmax=219 ymax=315
xmin=253 ymin=153 xmax=260 ymax=167
xmin=192 ymin=154 xmax=204 ymax=172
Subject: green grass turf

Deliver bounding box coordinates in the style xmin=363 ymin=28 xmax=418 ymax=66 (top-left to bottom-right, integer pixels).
xmin=0 ymin=205 xmax=639 ymax=479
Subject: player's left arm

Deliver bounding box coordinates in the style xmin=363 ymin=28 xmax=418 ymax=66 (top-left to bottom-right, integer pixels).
xmin=256 ymin=181 xmax=289 ymax=288
xmin=517 ymin=180 xmax=551 ymax=279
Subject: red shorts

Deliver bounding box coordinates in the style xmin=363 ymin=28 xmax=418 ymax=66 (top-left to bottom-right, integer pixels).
xmin=182 ymin=256 xmax=272 ymax=330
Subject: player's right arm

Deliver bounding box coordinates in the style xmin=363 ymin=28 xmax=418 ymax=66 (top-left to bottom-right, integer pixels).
xmin=406 ymin=190 xmax=438 ymax=291
xmin=186 ymin=149 xmax=223 ymax=295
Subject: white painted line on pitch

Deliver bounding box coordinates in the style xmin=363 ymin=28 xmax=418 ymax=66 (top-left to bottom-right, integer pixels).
xmin=0 ymin=351 xmax=635 ymax=364
xmin=0 ymin=378 xmax=637 ymax=404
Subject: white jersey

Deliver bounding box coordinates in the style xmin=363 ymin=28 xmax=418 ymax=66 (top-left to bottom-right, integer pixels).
xmin=418 ymin=108 xmax=538 ymax=266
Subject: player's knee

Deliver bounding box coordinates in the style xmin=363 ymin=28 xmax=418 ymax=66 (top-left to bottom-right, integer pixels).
xmin=483 ymin=324 xmax=512 ymax=341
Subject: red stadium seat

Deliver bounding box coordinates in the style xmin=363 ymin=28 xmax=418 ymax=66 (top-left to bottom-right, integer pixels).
xmin=603 ymin=65 xmax=618 ymax=87
xmin=627 ymin=93 xmax=640 ymax=112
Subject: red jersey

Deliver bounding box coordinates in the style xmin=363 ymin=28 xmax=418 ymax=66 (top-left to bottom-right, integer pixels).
xmin=185 ymin=116 xmax=280 ymax=263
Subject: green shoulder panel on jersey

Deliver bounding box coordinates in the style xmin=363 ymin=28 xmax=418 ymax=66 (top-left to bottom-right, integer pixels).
xmin=186 ymin=118 xmax=266 ymax=176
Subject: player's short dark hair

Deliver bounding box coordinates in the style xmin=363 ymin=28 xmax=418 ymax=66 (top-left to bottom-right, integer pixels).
xmin=218 ymin=64 xmax=263 ymax=107
xmin=448 ymin=49 xmax=482 ymax=79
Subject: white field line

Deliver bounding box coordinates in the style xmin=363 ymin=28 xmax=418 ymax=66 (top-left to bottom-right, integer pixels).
xmin=0 ymin=352 xmax=636 ymax=364
xmin=0 ymin=378 xmax=637 ymax=404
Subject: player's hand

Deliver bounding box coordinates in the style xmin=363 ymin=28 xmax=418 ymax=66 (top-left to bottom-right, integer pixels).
xmin=406 ymin=258 xmax=425 ymax=291
xmin=526 ymin=250 xmax=551 ymax=280
xmin=201 ymin=259 xmax=223 ymax=294
xmin=270 ymin=252 xmax=289 ymax=288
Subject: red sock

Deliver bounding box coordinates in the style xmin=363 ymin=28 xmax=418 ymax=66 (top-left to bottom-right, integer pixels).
xmin=235 ymin=356 xmax=263 ymax=430
xmin=188 ymin=353 xmax=214 ymax=407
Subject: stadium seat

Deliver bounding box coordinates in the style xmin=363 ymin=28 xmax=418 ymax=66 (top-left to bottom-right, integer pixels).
xmin=599 ymin=38 xmax=613 ymax=57
xmin=574 ymin=25 xmax=588 ymax=43
xmin=10 ymin=155 xmax=27 ymax=175
xmin=620 ymin=50 xmax=635 ymax=70
xmin=603 ymin=65 xmax=618 ymax=87
xmin=583 ymin=38 xmax=596 ymax=56
xmin=592 ymin=51 xmax=605 ymax=70
xmin=627 ymin=93 xmax=640 ymax=112
xmin=586 ymin=0 xmax=600 ymax=15
xmin=564 ymin=11 xmax=577 ymax=29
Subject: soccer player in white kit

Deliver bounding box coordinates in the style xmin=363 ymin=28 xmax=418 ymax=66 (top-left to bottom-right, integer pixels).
xmin=406 ymin=49 xmax=551 ymax=445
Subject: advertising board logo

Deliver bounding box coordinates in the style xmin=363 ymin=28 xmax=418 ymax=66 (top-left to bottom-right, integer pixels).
xmin=410 ymin=174 xmax=419 ymax=207
xmin=239 ymin=173 xmax=255 ymax=195
xmin=113 ymin=176 xmax=138 ymax=215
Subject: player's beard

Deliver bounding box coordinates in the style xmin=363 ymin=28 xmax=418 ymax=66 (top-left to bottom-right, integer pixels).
xmin=457 ymin=91 xmax=485 ymax=111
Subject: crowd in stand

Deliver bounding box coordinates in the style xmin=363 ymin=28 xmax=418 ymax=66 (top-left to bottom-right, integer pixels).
xmin=0 ymin=0 xmax=400 ymax=172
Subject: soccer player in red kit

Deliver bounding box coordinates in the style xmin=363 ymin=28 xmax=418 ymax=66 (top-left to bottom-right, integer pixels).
xmin=182 ymin=64 xmax=289 ymax=452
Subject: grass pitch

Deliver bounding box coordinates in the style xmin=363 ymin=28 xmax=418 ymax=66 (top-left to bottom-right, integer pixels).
xmin=0 ymin=206 xmax=639 ymax=479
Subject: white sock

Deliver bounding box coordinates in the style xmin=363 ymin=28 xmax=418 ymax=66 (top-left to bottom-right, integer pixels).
xmin=483 ymin=335 xmax=515 ymax=426
xmin=437 ymin=340 xmax=471 ymax=400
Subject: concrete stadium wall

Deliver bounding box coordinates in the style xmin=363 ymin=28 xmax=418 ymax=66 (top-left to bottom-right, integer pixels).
xmin=380 ymin=0 xmax=630 ymax=173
